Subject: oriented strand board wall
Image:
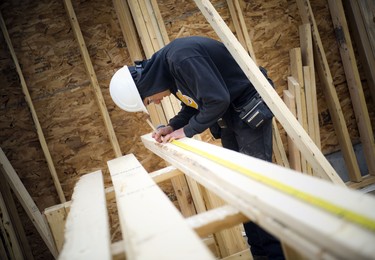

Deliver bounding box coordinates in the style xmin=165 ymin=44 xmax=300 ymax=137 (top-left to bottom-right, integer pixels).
xmin=0 ymin=0 xmax=374 ymax=259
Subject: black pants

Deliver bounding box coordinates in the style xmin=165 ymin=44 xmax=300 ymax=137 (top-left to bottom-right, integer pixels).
xmin=219 ymin=110 xmax=284 ymax=259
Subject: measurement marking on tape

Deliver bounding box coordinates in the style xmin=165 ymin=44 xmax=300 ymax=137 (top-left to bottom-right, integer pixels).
xmin=172 ymin=140 xmax=375 ymax=232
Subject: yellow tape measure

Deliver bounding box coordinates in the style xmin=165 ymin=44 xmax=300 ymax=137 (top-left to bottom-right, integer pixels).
xmin=172 ymin=139 xmax=375 ymax=232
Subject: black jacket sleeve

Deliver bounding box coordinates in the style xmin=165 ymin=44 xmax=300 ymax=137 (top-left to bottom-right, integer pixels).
xmin=168 ymin=103 xmax=198 ymax=130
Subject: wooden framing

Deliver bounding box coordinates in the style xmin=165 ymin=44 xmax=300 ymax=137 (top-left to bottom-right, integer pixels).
xmin=59 ymin=171 xmax=111 ymax=260
xmin=142 ymin=134 xmax=375 ymax=259
xmin=289 ymin=48 xmax=310 ymax=174
xmin=299 ymin=23 xmax=320 ymax=150
xmin=0 ymin=149 xmax=58 ymax=258
xmin=0 ymin=172 xmax=33 ymax=260
xmin=344 ymin=0 xmax=375 ymax=105
xmin=0 ymin=189 xmax=23 ymax=260
xmin=194 ymin=0 xmax=344 ymax=184
xmin=112 ymin=0 xmax=143 ymax=61
xmin=3 ymin=0 xmax=375 ymax=258
xmin=296 ymin=0 xmax=362 ymax=182
xmin=283 ymin=88 xmax=301 ymax=172
xmin=44 ymin=166 xmax=184 ymax=253
xmin=327 ymin=0 xmax=375 ymax=177
xmin=0 ymin=12 xmax=65 ymax=203
xmin=63 ymin=0 xmax=122 ymax=158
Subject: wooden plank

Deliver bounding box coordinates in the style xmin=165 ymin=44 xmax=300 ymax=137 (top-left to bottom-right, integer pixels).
xmin=299 ymin=23 xmax=320 ymax=149
xmin=0 ymin=233 xmax=9 ymax=260
xmin=328 ymin=0 xmax=375 ymax=176
xmin=63 ymin=0 xmax=122 ymax=158
xmin=272 ymin=118 xmax=290 ymax=168
xmin=0 ymin=149 xmax=57 ymax=258
xmin=198 ymin=187 xmax=247 ymax=258
xmin=193 ymin=0 xmax=344 ymax=184
xmin=59 ymin=171 xmax=111 ymax=260
xmin=346 ymin=174 xmax=375 ymax=190
xmin=112 ymin=0 xmax=143 ymax=61
xmin=283 ymin=89 xmax=301 ymax=172
xmin=221 ymin=249 xmax=252 ymax=260
xmin=142 ymin=133 xmax=375 ymax=259
xmin=149 ymin=0 xmax=170 ymax=45
xmin=289 ymin=49 xmax=308 ymax=139
xmin=226 ymin=0 xmax=246 ymax=50
xmin=355 ymin=0 xmax=375 ymax=104
xmin=137 ymin=0 xmax=162 ymax=51
xmin=107 ymin=154 xmax=214 ymax=260
xmin=127 ymin=0 xmax=155 ymax=58
xmin=287 ymin=75 xmax=309 ymax=174
xmin=0 ymin=191 xmax=21 ymax=260
xmin=170 ymin=174 xmax=197 ymax=217
xmin=234 ymin=0 xmax=257 ymax=63
xmin=186 ymin=205 xmax=248 ymax=238
xmin=356 ymin=0 xmax=375 ymax=58
xmin=44 ymin=204 xmax=67 ymax=253
xmin=0 ymin=172 xmax=33 ymax=259
xmin=43 ymin=165 xmax=182 ymax=251
xmin=0 ymin=12 xmax=65 ymax=203
xmin=296 ymin=0 xmax=362 ymax=182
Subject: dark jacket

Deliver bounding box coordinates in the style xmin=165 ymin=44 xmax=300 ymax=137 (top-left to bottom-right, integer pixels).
xmin=136 ymin=36 xmax=257 ymax=137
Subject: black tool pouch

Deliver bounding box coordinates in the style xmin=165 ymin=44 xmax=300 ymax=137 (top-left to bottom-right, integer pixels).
xmin=239 ymin=95 xmax=273 ymax=129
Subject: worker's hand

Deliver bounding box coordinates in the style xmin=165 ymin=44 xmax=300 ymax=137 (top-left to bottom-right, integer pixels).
xmin=152 ymin=125 xmax=174 ymax=143
xmin=162 ymin=128 xmax=186 ymax=143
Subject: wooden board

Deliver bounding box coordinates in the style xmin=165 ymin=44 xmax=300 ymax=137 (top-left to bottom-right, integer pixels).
xmin=0 ymin=148 xmax=57 ymax=258
xmin=142 ymin=133 xmax=375 ymax=259
xmin=59 ymin=171 xmax=111 ymax=260
xmin=107 ymin=154 xmax=214 ymax=260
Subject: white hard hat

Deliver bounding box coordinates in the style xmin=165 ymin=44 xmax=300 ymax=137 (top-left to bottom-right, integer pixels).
xmin=109 ymin=66 xmax=148 ymax=114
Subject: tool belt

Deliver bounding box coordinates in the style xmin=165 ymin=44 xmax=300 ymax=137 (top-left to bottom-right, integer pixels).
xmin=238 ymin=93 xmax=273 ymax=129
xmin=238 ymin=66 xmax=274 ymax=129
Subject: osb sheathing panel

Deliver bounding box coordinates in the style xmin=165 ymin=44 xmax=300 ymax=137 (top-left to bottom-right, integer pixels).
xmin=1 ymin=0 xmax=374 ymax=258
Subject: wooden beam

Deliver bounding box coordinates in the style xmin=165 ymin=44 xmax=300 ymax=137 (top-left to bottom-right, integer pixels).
xmin=0 ymin=12 xmax=65 ymax=203
xmin=44 ymin=203 xmax=67 ymax=253
xmin=63 ymin=0 xmax=122 ymax=158
xmin=142 ymin=133 xmax=375 ymax=259
xmin=0 ymin=149 xmax=57 ymax=258
xmin=299 ymin=23 xmax=321 ymax=150
xmin=327 ymin=0 xmax=375 ymax=176
xmin=186 ymin=205 xmax=248 ymax=238
xmin=43 ymin=165 xmax=183 ymax=250
xmin=112 ymin=0 xmax=143 ymax=61
xmin=226 ymin=0 xmax=246 ymax=50
xmin=0 ymin=172 xmax=33 ymax=259
xmin=198 ymin=186 xmax=247 ymax=258
xmin=344 ymin=0 xmax=375 ymax=104
xmin=296 ymin=0 xmax=362 ymax=182
xmin=356 ymin=0 xmax=375 ymax=104
xmin=283 ymin=88 xmax=301 ymax=172
xmin=127 ymin=0 xmax=156 ymax=58
xmin=59 ymin=171 xmax=111 ymax=260
xmin=193 ymin=0 xmax=344 ymax=184
xmin=110 ymin=236 xmax=218 ymax=260
xmin=0 ymin=190 xmax=22 ymax=260
xmin=271 ymin=118 xmax=290 ymax=168
xmin=107 ymin=154 xmax=214 ymax=260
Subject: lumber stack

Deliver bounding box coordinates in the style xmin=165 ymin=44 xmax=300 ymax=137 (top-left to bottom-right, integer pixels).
xmin=43 ymin=135 xmax=375 ymax=259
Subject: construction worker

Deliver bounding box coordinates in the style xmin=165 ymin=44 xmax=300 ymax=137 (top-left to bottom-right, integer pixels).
xmin=110 ymin=36 xmax=284 ymax=259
